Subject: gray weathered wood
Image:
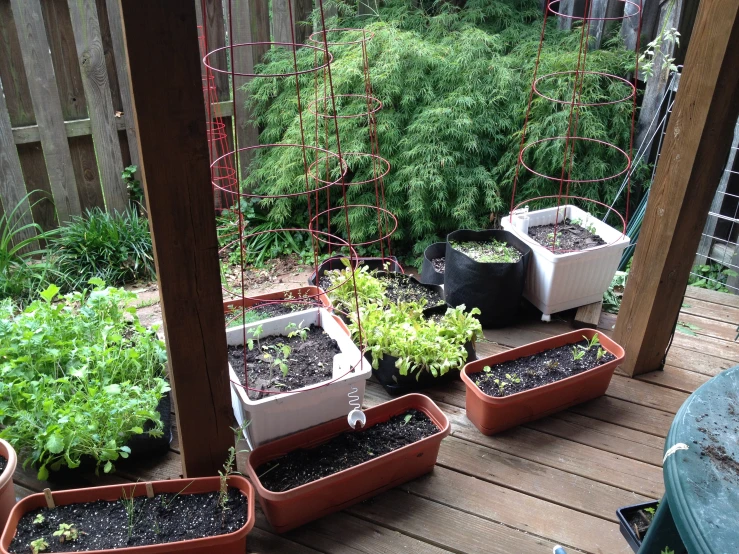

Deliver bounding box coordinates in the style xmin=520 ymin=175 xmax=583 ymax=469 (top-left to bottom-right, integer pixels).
xmin=273 ymin=0 xmax=312 ymax=45
xmin=694 ymin=118 xmax=739 ymax=267
xmin=104 ymin=0 xmax=139 ymax=172
xmin=232 ymin=0 xmax=269 ymax=179
xmin=9 ymin=0 xmax=82 ymax=222
xmin=12 ymin=116 xmax=127 ymax=145
xmin=67 ymin=0 xmax=126 ymax=214
xmin=574 ymin=301 xmax=603 ymax=329
xmin=557 ymin=0 xmax=585 ymax=30
xmin=634 ymin=0 xmax=684 ymax=154
xmin=0 ymin=74 xmax=36 ymax=245
xmin=588 ymin=0 xmax=608 ymax=49
xmin=358 ymin=0 xmax=378 ymax=16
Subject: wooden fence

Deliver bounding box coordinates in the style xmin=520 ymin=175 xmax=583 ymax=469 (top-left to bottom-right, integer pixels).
xmin=0 ymin=0 xmax=693 ymax=244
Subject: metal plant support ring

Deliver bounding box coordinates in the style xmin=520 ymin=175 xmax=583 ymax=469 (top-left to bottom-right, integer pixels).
xmin=533 ymin=71 xmax=636 ymax=107
xmin=519 ymin=137 xmax=631 ymax=184
xmin=307 ymin=28 xmax=375 ymax=46
xmin=307 ymin=94 xmax=383 ymax=119
xmin=309 ymin=205 xmax=398 ymax=247
xmin=307 ymin=152 xmax=391 ymax=186
xmin=547 ymin=0 xmax=641 ymax=20
xmin=203 ymin=42 xmax=334 ymax=77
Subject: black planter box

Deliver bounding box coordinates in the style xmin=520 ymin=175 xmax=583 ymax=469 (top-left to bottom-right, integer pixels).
xmin=419 ymin=242 xmax=446 ymax=285
xmin=617 ymin=501 xmax=661 ymax=553
xmin=126 ymin=392 xmax=173 ymax=459
xmin=444 ymin=229 xmax=531 ymax=328
xmin=307 ymin=256 xmax=402 ymax=287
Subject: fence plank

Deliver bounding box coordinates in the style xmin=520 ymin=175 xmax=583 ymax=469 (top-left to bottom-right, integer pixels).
xmin=0 ymin=0 xmax=35 ymax=126
xmin=232 ymin=0 xmax=270 ymax=177
xmin=12 ymin=116 xmax=127 ymax=144
xmin=10 ymin=0 xmax=82 ymax=222
xmin=203 ymin=0 xmax=229 ymax=101
xmin=69 ymin=135 xmax=105 ymax=211
xmin=273 ymin=0 xmax=312 ymax=45
xmin=17 ymin=143 xmax=58 ymax=232
xmin=104 ymin=0 xmax=139 ymax=170
xmin=67 ymin=0 xmax=127 ymax=214
xmin=0 ymin=75 xmax=36 ymax=244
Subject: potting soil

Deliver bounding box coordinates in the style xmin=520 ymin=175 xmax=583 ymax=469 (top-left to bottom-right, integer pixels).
xmin=449 ymin=240 xmax=522 ymax=263
xmin=378 ymin=273 xmax=444 ymax=307
xmin=432 ymin=257 xmax=445 ymax=273
xmin=625 ymin=506 xmax=656 ymax=542
xmin=527 ymin=218 xmax=606 ymax=251
xmin=257 ymin=410 xmax=439 ymax=492
xmin=228 ymin=324 xmax=338 ymax=400
xmin=8 ymin=489 xmax=247 ymax=552
xmin=0 ymin=454 xmax=6 ymax=477
xmin=470 ymin=338 xmax=615 ymax=397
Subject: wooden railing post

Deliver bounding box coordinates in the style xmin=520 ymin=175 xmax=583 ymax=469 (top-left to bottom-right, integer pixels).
xmin=118 ymin=0 xmax=234 ymax=476
xmin=614 ymin=0 xmax=739 ymax=377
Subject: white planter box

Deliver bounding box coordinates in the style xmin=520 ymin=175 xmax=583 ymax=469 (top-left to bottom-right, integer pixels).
xmin=227 ymin=307 xmax=370 ymax=448
xmin=501 ymin=204 xmax=629 ymax=319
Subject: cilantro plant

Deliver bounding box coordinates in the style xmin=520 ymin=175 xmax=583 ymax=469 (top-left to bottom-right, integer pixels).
xmin=0 ymin=280 xmax=170 ymax=479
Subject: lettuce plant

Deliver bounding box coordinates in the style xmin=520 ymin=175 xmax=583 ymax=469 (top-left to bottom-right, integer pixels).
xmin=0 ymin=280 xmax=169 ymax=479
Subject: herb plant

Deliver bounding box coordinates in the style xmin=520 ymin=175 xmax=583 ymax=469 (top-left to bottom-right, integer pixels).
xmin=53 ymin=523 xmax=81 ymax=543
xmin=0 ymin=282 xmax=170 ymax=479
xmin=30 ymin=538 xmax=49 ymax=554
xmin=449 ymin=240 xmax=522 ymax=263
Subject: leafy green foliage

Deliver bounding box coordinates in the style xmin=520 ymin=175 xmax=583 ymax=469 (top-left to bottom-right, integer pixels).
xmin=49 ymin=208 xmax=155 ymax=289
xmin=689 ymin=262 xmax=738 ymax=293
xmin=0 ymin=193 xmax=58 ymax=306
xmin=602 ymin=270 xmax=628 ymax=314
xmin=245 ymin=0 xmax=636 ymax=261
xmin=122 ymin=165 xmax=145 ymax=214
xmin=0 ymin=283 xmax=170 ymax=478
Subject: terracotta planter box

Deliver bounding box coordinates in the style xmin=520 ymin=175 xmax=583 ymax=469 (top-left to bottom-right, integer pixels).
xmin=460 ymin=329 xmax=625 ymax=434
xmin=0 ymin=439 xmax=18 ymax=534
xmin=223 ymin=286 xmax=332 ymax=326
xmin=246 ymin=393 xmax=450 ymax=533
xmin=0 ymin=476 xmax=255 ymax=554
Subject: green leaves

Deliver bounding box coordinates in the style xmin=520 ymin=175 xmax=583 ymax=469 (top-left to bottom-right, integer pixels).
xmin=0 ymin=285 xmax=168 ymax=478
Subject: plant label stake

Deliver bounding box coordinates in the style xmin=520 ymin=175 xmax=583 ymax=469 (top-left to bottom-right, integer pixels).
xmin=43 ymin=488 xmax=55 ymax=508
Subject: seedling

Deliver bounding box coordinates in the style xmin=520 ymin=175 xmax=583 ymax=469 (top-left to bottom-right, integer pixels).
xmin=545 ymin=360 xmax=559 ymax=370
xmin=572 ymin=347 xmax=586 ymax=361
xmin=263 ymin=343 xmax=291 ymax=378
xmin=30 ymin=538 xmax=49 ymax=554
xmin=33 ymin=514 xmax=45 ymax=525
xmin=506 ymin=373 xmax=521 ymax=384
xmin=644 ymin=506 xmax=656 ymax=516
xmin=483 ymin=366 xmax=492 ymax=373
xmin=286 ymin=321 xmax=308 ymax=341
xmin=53 ymin=523 xmax=82 ymax=543
xmin=121 ymin=487 xmax=146 ymax=541
xmin=596 ymin=347 xmax=607 ymax=361
xmin=402 ymin=414 xmax=413 ymax=426
xmin=246 ymin=324 xmax=264 ymax=351
xmin=493 ymin=378 xmax=507 ymax=394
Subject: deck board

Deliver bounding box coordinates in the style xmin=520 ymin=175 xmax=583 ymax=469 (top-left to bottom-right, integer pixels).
xmin=9 ymin=286 xmax=739 ymax=554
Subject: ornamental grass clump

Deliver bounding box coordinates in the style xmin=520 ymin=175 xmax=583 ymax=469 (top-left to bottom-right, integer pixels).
xmin=0 ymin=280 xmax=169 ymax=479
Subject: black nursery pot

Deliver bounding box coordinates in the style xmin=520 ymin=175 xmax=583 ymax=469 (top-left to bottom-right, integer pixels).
xmin=307 ymin=255 xmax=402 ymax=287
xmin=420 ymin=242 xmax=446 ymax=285
xmin=444 ymin=229 xmax=531 ymax=328
xmin=616 ymin=501 xmax=660 ymax=553
xmin=375 ymin=271 xmax=447 ymax=315
xmin=125 ymin=392 xmax=173 ymax=459
xmin=370 ymin=306 xmax=476 ymax=396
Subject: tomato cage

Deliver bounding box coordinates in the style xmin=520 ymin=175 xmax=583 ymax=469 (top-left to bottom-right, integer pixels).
xmin=500 ymin=0 xmax=643 ymax=320
xmin=197 ymin=0 xmax=400 ymax=445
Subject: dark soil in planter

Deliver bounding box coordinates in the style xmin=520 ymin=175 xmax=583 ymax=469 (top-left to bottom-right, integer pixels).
xmin=0 ymin=454 xmax=6 ymax=477
xmin=624 ymin=505 xmax=657 ymax=543
xmin=228 ymin=325 xmax=338 ymax=400
xmin=449 ymin=240 xmax=523 ymax=263
xmin=257 ymin=410 xmax=438 ymax=492
xmin=528 ymin=218 xmax=606 ymax=251
xmin=227 ymin=298 xmax=322 ymax=328
xmin=377 ymin=273 xmax=444 ymax=307
xmin=8 ymin=489 xmax=247 ymax=552
xmin=470 ymin=338 xmax=615 ymax=397
xmin=432 ymin=257 xmax=445 ymax=273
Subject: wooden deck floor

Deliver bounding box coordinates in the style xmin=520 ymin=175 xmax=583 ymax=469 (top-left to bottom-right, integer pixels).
xmin=12 ymin=286 xmax=739 ymax=553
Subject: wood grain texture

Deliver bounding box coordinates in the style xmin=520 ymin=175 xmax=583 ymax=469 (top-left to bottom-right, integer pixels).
xmin=272 ymin=0 xmax=312 ymax=46
xmin=120 ymin=0 xmax=235 ymax=476
xmin=0 ymin=0 xmax=35 ymax=126
xmin=615 ymin=0 xmax=739 ymax=375
xmin=67 ymin=0 xmax=126 ymax=213
xmin=10 ymin=0 xmax=81 ymax=221
xmin=0 ymin=73 xmax=36 ymax=245
xmin=16 ymin=143 xmax=58 ymax=231
xmin=104 ymin=0 xmax=139 ymax=169
xmin=574 ymin=301 xmax=603 ymax=329
xmin=69 ymin=135 xmax=105 ymax=211
xmin=202 ymin=0 xmax=229 ymax=101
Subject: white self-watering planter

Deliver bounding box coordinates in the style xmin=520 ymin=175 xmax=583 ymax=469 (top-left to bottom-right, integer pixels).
xmin=501 ymin=204 xmax=629 ymax=321
xmin=227 ymin=307 xmax=370 ymax=448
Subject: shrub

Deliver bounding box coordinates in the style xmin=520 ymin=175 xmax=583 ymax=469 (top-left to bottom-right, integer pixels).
xmin=49 ymin=207 xmax=155 ymax=289
xmin=0 ymin=281 xmax=170 ymax=478
xmin=245 ymin=0 xmax=637 ymax=262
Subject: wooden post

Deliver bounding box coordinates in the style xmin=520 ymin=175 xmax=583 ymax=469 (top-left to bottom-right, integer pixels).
xmin=118 ymin=0 xmax=235 ymax=476
xmin=614 ymin=0 xmax=739 ymax=377
xmin=273 ymin=0 xmax=313 ymax=46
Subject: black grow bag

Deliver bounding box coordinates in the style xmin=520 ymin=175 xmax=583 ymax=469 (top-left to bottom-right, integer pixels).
xmin=125 ymin=392 xmax=173 ymax=459
xmin=375 ymin=271 xmax=446 ymax=314
xmin=307 ymin=256 xmax=401 ymax=288
xmin=368 ymin=305 xmax=476 ymax=396
xmin=444 ymin=229 xmax=531 ymax=328
xmin=420 ymin=242 xmax=446 ymax=285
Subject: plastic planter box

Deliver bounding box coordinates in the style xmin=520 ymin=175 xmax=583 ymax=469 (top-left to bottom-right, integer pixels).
xmin=444 ymin=229 xmax=531 ymax=327
xmin=228 ymin=308 xmax=370 ymax=449
xmin=0 ymin=476 xmax=255 ymax=554
xmin=501 ymin=205 xmax=629 ymax=320
xmin=246 ymin=393 xmax=450 ymax=533
xmin=223 ymin=286 xmax=332 ymax=325
xmin=616 ymin=501 xmax=661 ymax=553
xmin=460 ymin=329 xmax=625 ymax=434
xmin=0 ymin=439 xmax=17 ymax=534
